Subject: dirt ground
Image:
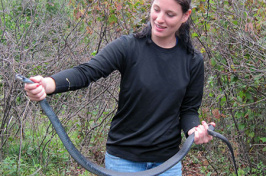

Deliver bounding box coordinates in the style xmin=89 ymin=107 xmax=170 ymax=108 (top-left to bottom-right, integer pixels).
xmin=182 ymin=150 xmax=210 ymax=176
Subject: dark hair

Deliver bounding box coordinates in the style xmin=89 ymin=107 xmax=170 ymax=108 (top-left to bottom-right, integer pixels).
xmin=134 ymin=0 xmax=194 ymax=54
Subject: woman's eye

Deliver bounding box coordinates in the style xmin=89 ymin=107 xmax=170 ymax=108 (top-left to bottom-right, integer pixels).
xmin=167 ymin=13 xmax=174 ymax=17
xmin=154 ymin=8 xmax=159 ymax=12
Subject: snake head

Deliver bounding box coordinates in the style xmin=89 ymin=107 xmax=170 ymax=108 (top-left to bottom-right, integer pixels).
xmin=15 ymin=74 xmax=33 ymax=84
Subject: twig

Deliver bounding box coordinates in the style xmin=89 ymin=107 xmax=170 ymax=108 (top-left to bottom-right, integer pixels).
xmin=17 ymin=99 xmax=30 ymax=175
xmin=29 ymin=167 xmax=42 ymax=176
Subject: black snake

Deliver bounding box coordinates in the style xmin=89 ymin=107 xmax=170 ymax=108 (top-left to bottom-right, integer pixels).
xmin=16 ymin=74 xmax=238 ymax=176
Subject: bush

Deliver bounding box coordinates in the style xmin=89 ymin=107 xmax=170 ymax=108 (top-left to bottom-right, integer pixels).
xmin=191 ymin=0 xmax=266 ymax=175
xmin=0 ymin=0 xmax=265 ymax=175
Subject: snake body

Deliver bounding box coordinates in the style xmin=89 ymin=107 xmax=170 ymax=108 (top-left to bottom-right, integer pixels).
xmin=16 ymin=74 xmax=238 ymax=176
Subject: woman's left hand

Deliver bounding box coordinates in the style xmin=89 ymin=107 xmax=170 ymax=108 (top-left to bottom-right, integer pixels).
xmin=188 ymin=121 xmax=216 ymax=144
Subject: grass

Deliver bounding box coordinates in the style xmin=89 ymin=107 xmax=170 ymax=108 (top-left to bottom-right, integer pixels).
xmin=0 ymin=120 xmax=70 ymax=175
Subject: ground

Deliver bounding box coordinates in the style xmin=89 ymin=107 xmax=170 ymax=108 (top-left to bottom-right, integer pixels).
xmin=182 ymin=151 xmax=209 ymax=176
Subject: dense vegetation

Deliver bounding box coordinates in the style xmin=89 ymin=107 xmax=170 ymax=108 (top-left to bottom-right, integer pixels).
xmin=0 ymin=0 xmax=265 ymax=175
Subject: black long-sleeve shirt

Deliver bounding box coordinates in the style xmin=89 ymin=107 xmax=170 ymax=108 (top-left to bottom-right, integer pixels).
xmin=51 ymin=34 xmax=204 ymax=162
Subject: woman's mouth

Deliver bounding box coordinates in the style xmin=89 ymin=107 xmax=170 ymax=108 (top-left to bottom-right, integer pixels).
xmin=154 ymin=23 xmax=167 ymax=32
xmin=155 ymin=24 xmax=166 ymax=29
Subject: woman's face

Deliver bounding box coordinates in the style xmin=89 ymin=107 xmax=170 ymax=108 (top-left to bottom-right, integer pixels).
xmin=150 ymin=0 xmax=191 ymax=41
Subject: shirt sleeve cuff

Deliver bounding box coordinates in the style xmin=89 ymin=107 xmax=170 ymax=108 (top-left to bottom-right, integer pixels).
xmin=180 ymin=114 xmax=200 ymax=138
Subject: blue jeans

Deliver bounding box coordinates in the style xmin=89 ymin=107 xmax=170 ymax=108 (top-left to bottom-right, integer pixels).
xmin=105 ymin=152 xmax=182 ymax=176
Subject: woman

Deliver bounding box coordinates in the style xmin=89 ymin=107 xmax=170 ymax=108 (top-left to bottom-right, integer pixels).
xmin=24 ymin=0 xmax=215 ymax=175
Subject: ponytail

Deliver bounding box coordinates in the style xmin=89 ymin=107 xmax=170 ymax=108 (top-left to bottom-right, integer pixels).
xmin=134 ymin=22 xmax=151 ymax=39
xmin=176 ymin=18 xmax=194 ymax=54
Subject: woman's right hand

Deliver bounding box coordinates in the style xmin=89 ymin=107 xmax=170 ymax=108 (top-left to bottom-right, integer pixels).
xmin=24 ymin=76 xmax=56 ymax=101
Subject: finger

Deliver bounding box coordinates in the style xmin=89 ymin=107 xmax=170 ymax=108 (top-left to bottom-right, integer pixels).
xmin=203 ymin=121 xmax=214 ymax=142
xmin=209 ymin=136 xmax=213 ymax=141
xmin=208 ymin=122 xmax=216 ymax=127
xmin=24 ymin=76 xmax=43 ymax=89
xmin=24 ymin=83 xmax=41 ymax=91
xmin=198 ymin=123 xmax=210 ymax=143
xmin=29 ymin=75 xmax=43 ymax=84
xmin=202 ymin=121 xmax=209 ymax=130
xmin=194 ymin=128 xmax=200 ymax=144
xmin=26 ymin=86 xmax=46 ymax=101
xmin=195 ymin=129 xmax=208 ymax=144
xmin=188 ymin=127 xmax=195 ymax=136
xmin=26 ymin=84 xmax=44 ymax=96
xmin=28 ymin=93 xmax=46 ymax=101
xmin=197 ymin=124 xmax=206 ymax=136
xmin=196 ymin=125 xmax=207 ymax=143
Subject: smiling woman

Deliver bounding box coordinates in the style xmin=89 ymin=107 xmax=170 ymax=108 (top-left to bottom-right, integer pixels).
xmin=135 ymin=0 xmax=194 ymax=54
xmin=24 ymin=0 xmax=215 ymax=175
xmin=150 ymin=0 xmax=191 ymax=48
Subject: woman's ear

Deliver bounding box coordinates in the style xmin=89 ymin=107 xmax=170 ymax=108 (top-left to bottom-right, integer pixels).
xmin=182 ymin=9 xmax=192 ymax=23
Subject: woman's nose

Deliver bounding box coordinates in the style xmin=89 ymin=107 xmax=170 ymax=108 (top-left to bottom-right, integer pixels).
xmin=156 ymin=12 xmax=164 ymax=23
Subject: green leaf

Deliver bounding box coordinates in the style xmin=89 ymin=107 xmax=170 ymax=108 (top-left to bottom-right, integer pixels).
xmin=211 ymin=58 xmax=216 ymax=66
xmin=248 ymin=132 xmax=255 ymax=138
xmin=91 ymin=50 xmax=97 ymax=56
xmin=232 ymin=20 xmax=238 ymax=25
xmin=192 ymin=32 xmax=198 ymax=38
xmin=239 ymin=124 xmax=245 ymax=130
xmin=260 ymin=137 xmax=266 ymax=143
xmin=108 ymin=14 xmax=118 ymax=23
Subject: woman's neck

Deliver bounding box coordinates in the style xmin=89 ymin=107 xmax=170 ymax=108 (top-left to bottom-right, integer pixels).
xmin=151 ymin=35 xmax=177 ymax=49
